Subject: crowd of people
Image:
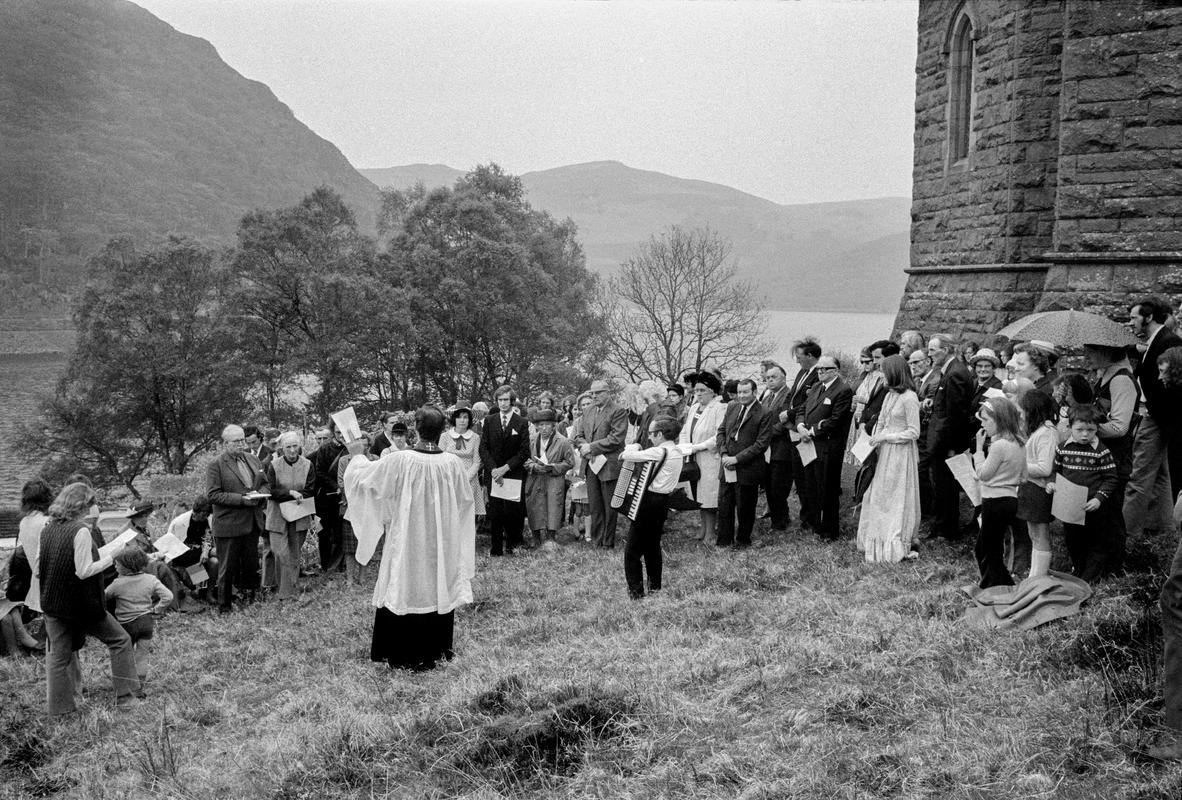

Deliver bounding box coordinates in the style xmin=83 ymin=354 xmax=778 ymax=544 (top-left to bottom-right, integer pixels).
xmin=6 ymin=294 xmax=1182 ymax=759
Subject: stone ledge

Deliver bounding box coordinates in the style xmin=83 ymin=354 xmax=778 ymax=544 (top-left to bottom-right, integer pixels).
xmin=904 ymin=264 xmax=1050 ymax=274
xmin=1038 ymin=250 xmax=1182 ymax=262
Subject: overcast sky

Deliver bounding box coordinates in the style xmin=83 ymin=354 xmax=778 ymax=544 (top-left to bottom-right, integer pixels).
xmin=134 ymin=0 xmax=919 ymax=205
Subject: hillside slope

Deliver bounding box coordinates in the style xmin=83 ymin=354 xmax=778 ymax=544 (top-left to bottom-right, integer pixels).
xmin=362 ymin=161 xmax=910 ymax=312
xmin=0 ymin=0 xmax=379 ymax=255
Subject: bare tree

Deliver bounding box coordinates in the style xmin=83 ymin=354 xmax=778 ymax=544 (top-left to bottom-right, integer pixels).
xmin=602 ymin=226 xmax=772 ymax=383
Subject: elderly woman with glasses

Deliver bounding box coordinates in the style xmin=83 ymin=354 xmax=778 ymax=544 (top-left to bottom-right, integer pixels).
xmin=38 ymin=483 xmax=139 ymax=714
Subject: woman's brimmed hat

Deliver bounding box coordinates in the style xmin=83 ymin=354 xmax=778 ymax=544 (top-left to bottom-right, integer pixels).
xmin=684 ymin=371 xmax=723 ymax=395
xmin=970 ymin=348 xmax=1001 ymax=368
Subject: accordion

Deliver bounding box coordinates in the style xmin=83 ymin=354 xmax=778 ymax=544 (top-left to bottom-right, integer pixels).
xmin=610 ymin=449 xmax=668 ymax=521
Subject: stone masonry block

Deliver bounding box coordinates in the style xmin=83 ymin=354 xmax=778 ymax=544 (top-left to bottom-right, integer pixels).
xmin=1060 ymin=118 xmax=1124 ymax=153
xmin=1076 ymin=76 xmax=1141 ymax=104
xmin=1124 ymin=124 xmax=1182 ymax=150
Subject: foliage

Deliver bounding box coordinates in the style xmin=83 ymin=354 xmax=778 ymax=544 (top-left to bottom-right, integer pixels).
xmin=231 ymin=187 xmax=390 ymax=420
xmin=15 ymin=236 xmax=255 ymax=494
xmin=601 ymin=225 xmax=772 ymax=383
xmin=380 ymin=164 xmax=603 ymax=405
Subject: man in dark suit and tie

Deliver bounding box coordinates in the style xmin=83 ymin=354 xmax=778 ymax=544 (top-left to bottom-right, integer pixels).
xmin=572 ymin=379 xmax=629 ymax=548
xmin=479 ymin=384 xmax=530 ymax=556
xmin=908 ymin=347 xmax=939 ymax=518
xmin=206 ymin=423 xmax=270 ymax=613
xmin=716 ymin=378 xmax=775 ymax=548
xmin=925 ymin=334 xmax=975 ymax=539
xmin=785 ymin=339 xmax=822 ymax=529
xmin=797 ymin=355 xmax=853 ymax=538
xmin=243 ymin=425 xmax=273 ymax=464
xmin=759 ymin=362 xmax=793 ymax=530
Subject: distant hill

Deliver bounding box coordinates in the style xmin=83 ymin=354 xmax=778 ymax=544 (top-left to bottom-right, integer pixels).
xmin=361 ymin=161 xmax=909 ymax=312
xmin=0 ymin=0 xmax=379 ymax=271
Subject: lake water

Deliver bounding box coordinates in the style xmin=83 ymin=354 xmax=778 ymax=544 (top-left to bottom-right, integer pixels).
xmin=751 ymin=309 xmax=898 ymax=377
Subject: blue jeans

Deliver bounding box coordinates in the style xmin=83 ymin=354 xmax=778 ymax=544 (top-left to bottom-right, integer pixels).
xmin=44 ymin=613 xmax=136 ymax=715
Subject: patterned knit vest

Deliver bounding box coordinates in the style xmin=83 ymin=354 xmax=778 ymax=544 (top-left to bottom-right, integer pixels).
xmin=38 ymin=519 xmax=106 ymax=622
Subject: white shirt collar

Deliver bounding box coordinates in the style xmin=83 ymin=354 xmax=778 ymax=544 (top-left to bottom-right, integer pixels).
xmin=449 ymin=429 xmax=473 ymax=440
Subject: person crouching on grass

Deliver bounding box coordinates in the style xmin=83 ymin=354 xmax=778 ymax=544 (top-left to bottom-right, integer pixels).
xmin=105 ymin=546 xmax=173 ymax=698
xmin=620 ymin=415 xmax=683 ymax=599
xmin=1047 ymin=404 xmax=1119 ymax=583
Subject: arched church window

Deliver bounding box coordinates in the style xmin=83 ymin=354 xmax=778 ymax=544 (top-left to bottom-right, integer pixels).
xmin=947 ymin=9 xmax=975 ymax=166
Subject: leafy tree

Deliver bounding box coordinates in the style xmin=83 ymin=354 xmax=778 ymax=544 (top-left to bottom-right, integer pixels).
xmin=602 ymin=225 xmax=772 ymax=383
xmin=231 ymin=187 xmax=388 ymax=419
xmin=381 ymin=164 xmax=602 ymax=404
xmin=17 ymin=236 xmax=255 ymax=495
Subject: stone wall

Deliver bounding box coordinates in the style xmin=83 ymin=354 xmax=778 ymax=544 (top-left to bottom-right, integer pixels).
xmin=896 ymin=0 xmax=1182 ymax=342
xmin=898 ymin=0 xmax=1063 ymax=340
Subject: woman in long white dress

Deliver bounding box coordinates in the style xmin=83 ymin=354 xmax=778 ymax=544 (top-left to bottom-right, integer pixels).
xmin=440 ymin=407 xmax=485 ymax=517
xmin=678 ymin=371 xmax=727 ymax=544
xmin=856 ymin=355 xmax=921 ymax=562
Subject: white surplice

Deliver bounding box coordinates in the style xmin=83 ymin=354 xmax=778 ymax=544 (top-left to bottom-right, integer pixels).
xmin=344 ymin=449 xmax=476 ymax=615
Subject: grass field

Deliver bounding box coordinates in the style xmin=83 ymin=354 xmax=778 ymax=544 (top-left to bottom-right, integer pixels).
xmin=2 ymin=512 xmax=1181 ymax=800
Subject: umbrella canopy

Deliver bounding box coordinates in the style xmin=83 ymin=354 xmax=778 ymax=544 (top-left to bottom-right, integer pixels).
xmin=996 ymin=310 xmax=1135 ymax=349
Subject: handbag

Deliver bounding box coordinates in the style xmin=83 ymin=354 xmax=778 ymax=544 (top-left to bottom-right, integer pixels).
xmin=853 ymin=449 xmax=878 ymax=504
xmin=679 ymin=459 xmax=700 ymax=483
xmin=5 ymin=545 xmax=31 ymax=603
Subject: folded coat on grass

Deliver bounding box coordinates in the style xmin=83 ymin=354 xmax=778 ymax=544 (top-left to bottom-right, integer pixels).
xmin=961 ymin=571 xmax=1092 ymax=631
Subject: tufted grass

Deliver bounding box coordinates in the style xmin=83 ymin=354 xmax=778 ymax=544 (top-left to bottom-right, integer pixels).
xmin=2 ymin=511 xmax=1181 ymax=799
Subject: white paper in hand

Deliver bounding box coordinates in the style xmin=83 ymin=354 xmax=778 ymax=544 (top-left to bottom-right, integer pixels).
xmin=152 ymin=532 xmax=190 ymax=562
xmin=490 ymin=478 xmax=522 ymax=501
xmin=186 ymin=564 xmax=209 ymax=585
xmin=1051 ymin=479 xmax=1088 ymax=525
xmin=330 ymin=406 xmax=363 ymax=443
xmin=98 ymin=529 xmax=137 ymax=560
xmin=983 ymin=387 xmax=1006 ymax=400
xmin=796 ymin=439 xmax=817 ymax=466
xmin=945 ymin=452 xmax=982 ymax=507
xmin=850 ymin=431 xmax=874 ymax=464
xmin=724 ymin=465 xmax=737 ymax=483
xmin=589 ymin=454 xmax=608 ymax=474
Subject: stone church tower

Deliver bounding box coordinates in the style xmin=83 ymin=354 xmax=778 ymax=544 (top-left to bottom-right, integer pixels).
xmin=894 ymin=0 xmax=1182 ymax=340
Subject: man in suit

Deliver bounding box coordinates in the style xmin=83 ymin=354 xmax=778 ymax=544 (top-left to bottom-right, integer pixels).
xmin=479 ymin=384 xmax=530 ymax=556
xmin=716 ymin=378 xmax=775 ymax=548
xmin=925 ymin=334 xmax=975 ymax=539
xmin=310 ymin=425 xmax=346 ymax=571
xmin=572 ymin=379 xmax=629 ymax=548
xmin=759 ymin=362 xmax=793 ymax=530
xmin=797 ymin=355 xmax=854 ymax=538
xmin=785 ymin=339 xmax=822 ymax=529
xmin=908 ymin=347 xmax=939 ymax=518
xmin=243 ymin=425 xmax=273 ymax=464
xmin=206 ymin=424 xmax=270 ymax=613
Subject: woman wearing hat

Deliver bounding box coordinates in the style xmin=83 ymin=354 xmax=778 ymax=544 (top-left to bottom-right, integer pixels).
xmin=524 ymin=409 xmax=575 ymax=547
xmin=441 ymin=407 xmax=485 ymax=521
xmin=968 ymin=347 xmax=1004 ymax=439
xmin=678 ymin=371 xmax=727 ymax=543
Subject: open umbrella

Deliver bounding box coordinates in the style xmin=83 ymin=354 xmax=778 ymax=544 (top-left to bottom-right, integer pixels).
xmin=996 ymin=310 xmax=1135 ymax=349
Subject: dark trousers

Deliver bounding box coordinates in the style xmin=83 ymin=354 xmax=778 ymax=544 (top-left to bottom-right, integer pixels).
xmin=624 ymin=492 xmax=669 ymax=598
xmin=930 ymin=447 xmax=964 ymax=537
xmin=766 ymin=458 xmax=792 ymax=528
xmin=1063 ymin=499 xmax=1120 ymax=583
xmin=717 ymin=481 xmax=759 ymax=546
xmin=215 ymin=535 xmax=260 ymax=609
xmin=487 ymin=496 xmax=525 ymax=555
xmin=806 ymin=445 xmax=844 ymax=537
xmin=975 ymin=496 xmax=1017 ymax=589
xmin=585 ymin=473 xmax=620 ymax=548
xmin=1159 ymin=535 xmax=1182 ymax=733
xmin=792 ymin=443 xmax=817 ymax=528
xmin=916 ymin=427 xmax=933 ymax=517
xmin=317 ymin=511 xmax=343 ymax=571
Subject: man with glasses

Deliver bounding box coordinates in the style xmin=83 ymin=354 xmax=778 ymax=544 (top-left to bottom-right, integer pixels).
xmin=786 ymin=339 xmax=822 ymax=530
xmin=620 ymin=416 xmax=684 ymax=598
xmin=926 ymin=334 xmax=974 ymax=540
xmin=717 ymin=378 xmax=775 ymax=548
xmin=797 ymin=356 xmax=853 ymax=538
xmin=206 ymin=424 xmax=270 ymax=613
xmin=908 ymin=348 xmax=938 ymax=518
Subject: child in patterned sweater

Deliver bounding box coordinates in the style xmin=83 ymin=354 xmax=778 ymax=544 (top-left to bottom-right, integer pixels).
xmin=1047 ymin=405 xmax=1119 ymax=583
